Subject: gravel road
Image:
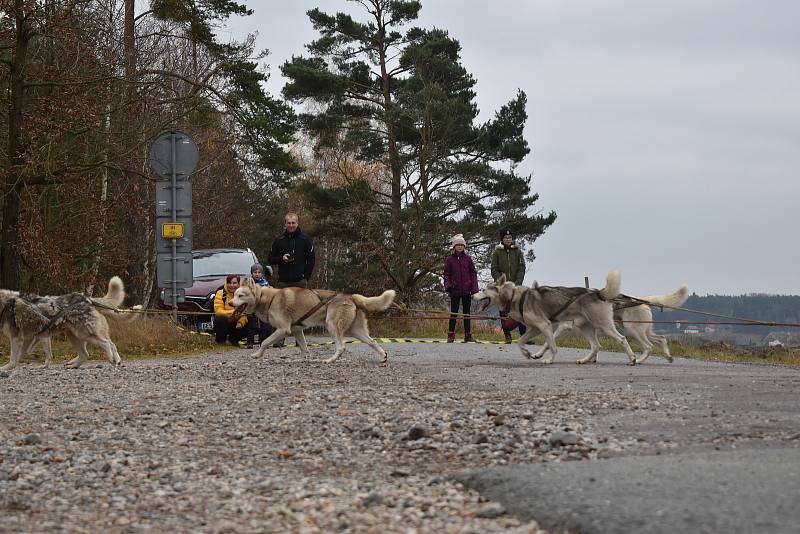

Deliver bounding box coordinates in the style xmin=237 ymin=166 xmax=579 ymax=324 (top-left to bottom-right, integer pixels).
xmin=1 ymin=339 xmax=798 ymax=533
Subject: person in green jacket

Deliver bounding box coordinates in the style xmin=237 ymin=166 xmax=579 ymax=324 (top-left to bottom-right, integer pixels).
xmin=490 ymin=228 xmax=528 ymax=343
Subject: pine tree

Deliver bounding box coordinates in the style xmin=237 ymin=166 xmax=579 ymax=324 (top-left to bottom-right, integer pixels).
xmin=282 ymin=0 xmax=555 ymax=300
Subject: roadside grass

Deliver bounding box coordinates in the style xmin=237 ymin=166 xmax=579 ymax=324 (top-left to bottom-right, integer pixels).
xmin=533 ymin=334 xmax=800 ymax=365
xmin=3 ymin=311 xmax=798 ymax=368
xmin=0 ymin=313 xmax=221 ymax=367
xmin=369 ymin=315 xmax=800 ymax=366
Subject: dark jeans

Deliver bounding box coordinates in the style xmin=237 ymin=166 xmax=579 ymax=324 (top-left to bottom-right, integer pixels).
xmin=247 ymin=316 xmax=275 ymax=346
xmin=448 ymin=295 xmax=472 ymax=333
xmin=213 ymin=315 xmax=250 ymax=345
xmin=275 ymin=279 xmax=308 ymax=289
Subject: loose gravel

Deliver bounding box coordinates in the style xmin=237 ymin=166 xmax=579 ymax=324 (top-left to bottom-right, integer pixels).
xmin=0 ymin=346 xmax=678 ymax=533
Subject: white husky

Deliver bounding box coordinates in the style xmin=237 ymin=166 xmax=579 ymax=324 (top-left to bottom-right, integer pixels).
xmin=531 ymin=284 xmax=689 ymax=364
xmin=474 ymin=271 xmax=638 ymax=365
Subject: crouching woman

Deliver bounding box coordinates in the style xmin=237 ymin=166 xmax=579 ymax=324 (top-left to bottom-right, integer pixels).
xmin=213 ymin=274 xmax=249 ymax=346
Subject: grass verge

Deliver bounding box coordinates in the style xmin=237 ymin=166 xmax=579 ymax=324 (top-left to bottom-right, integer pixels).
xmin=0 ymin=313 xmax=221 ymax=367
xmin=370 ymin=315 xmax=800 ymax=366
xmin=3 ymin=312 xmax=797 ymax=367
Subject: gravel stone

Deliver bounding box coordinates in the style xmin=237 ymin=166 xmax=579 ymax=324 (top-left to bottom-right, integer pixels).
xmin=477 ymin=502 xmax=507 ymax=518
xmin=407 ymin=424 xmax=428 ymax=441
xmin=0 ymin=347 xmax=659 ymax=533
xmin=21 ymin=433 xmax=41 ymax=445
xmin=549 ymin=431 xmax=579 ymax=446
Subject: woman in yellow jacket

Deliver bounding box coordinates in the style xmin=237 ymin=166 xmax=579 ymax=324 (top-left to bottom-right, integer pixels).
xmin=212 ymin=274 xmax=249 ymax=346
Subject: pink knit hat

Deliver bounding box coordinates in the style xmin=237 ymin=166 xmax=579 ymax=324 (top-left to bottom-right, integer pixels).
xmin=451 ymin=234 xmax=466 ymax=247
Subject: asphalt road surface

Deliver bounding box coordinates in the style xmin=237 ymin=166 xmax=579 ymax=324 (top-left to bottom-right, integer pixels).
xmin=385 ymin=339 xmax=800 ymax=534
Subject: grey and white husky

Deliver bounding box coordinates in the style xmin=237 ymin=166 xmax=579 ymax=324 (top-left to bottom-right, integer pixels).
xmin=474 ymin=271 xmax=637 ymax=365
xmin=0 ymin=277 xmax=125 ymax=372
xmin=534 ymin=284 xmax=690 ymax=364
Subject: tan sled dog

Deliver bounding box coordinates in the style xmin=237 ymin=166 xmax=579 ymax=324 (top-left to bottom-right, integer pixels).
xmin=0 ymin=277 xmax=125 ymax=371
xmin=230 ymin=278 xmax=396 ymax=364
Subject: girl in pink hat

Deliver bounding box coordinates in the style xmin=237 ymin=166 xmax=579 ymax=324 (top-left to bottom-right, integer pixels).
xmin=442 ymin=234 xmax=479 ymax=343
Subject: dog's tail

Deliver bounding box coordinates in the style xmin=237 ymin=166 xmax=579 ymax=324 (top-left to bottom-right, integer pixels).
xmin=599 ymin=271 xmax=622 ymax=301
xmin=92 ymin=276 xmax=125 ymax=309
xmin=642 ymin=284 xmax=689 ymax=310
xmin=352 ymin=290 xmax=396 ymax=312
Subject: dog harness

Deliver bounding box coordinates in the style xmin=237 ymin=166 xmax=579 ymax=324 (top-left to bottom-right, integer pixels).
xmin=546 ymin=291 xmax=589 ymax=321
xmin=612 ymin=294 xmax=662 ymax=312
xmin=525 ymin=287 xmax=610 ymax=322
xmin=499 ymin=287 xmax=533 ymax=317
xmin=293 ymin=290 xmax=334 ymax=327
xmin=0 ymin=295 xmax=62 ymax=334
xmin=1 ymin=293 xmax=118 ymax=335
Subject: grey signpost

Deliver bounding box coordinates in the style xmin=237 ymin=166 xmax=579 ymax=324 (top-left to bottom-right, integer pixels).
xmin=148 ymin=131 xmax=199 ymax=322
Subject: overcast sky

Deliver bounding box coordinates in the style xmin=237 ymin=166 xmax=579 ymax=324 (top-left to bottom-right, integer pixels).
xmin=220 ymin=0 xmax=800 ymax=296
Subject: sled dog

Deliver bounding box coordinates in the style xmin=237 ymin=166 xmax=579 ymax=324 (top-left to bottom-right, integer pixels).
xmin=615 ymin=284 xmax=689 ymax=363
xmin=230 ymin=278 xmax=396 ymax=364
xmin=530 ymin=284 xmax=689 ymax=364
xmin=0 ymin=277 xmax=125 ymax=371
xmin=474 ymin=272 xmax=637 ymax=365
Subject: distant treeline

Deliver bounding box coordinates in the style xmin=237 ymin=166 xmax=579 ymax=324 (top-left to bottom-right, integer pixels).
xmin=652 ymin=294 xmax=800 ymax=333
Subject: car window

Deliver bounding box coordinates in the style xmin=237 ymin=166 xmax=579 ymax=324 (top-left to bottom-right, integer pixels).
xmin=192 ymin=250 xmax=257 ymax=278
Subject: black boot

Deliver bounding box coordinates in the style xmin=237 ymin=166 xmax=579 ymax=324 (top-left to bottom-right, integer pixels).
xmin=503 ymin=329 xmax=513 ymax=344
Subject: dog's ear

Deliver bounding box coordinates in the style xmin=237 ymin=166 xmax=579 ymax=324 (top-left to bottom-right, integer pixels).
xmin=242 ymin=277 xmax=252 ymax=288
xmin=533 ymin=280 xmax=539 ymax=289
xmin=499 ymin=281 xmax=514 ymax=301
xmin=497 ymin=274 xmax=507 ymax=285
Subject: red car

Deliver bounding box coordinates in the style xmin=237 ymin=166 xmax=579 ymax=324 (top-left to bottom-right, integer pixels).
xmin=159 ymin=248 xmax=265 ymax=332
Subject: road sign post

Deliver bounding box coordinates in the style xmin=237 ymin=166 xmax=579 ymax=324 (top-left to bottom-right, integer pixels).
xmin=148 ymin=131 xmax=199 ymax=322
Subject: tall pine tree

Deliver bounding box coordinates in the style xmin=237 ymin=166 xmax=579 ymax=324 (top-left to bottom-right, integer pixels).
xmin=282 ymin=0 xmax=555 ymax=300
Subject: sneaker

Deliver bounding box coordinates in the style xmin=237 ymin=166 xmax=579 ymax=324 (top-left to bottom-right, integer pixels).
xmin=504 ymin=332 xmax=513 ymax=344
xmin=463 ymin=333 xmax=476 ymax=343
xmin=273 ymin=340 xmax=285 ymax=348
xmin=245 ymin=342 xmax=254 ymax=349
xmin=446 ymin=332 xmax=455 ymax=343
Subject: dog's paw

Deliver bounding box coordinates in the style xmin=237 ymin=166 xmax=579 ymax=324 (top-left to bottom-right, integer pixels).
xmin=520 ymin=349 xmax=534 ymax=360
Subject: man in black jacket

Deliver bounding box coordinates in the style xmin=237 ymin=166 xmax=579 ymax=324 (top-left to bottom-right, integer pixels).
xmin=268 ymin=212 xmax=315 ymax=288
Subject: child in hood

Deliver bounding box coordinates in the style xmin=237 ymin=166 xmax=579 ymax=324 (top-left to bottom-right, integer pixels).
xmin=443 ymin=234 xmax=479 ymax=343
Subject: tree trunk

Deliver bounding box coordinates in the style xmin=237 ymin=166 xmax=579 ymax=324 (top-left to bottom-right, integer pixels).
xmin=121 ymin=0 xmax=151 ymax=304
xmin=374 ymin=4 xmax=407 ymax=294
xmin=1 ymin=0 xmax=30 ymax=289
xmin=124 ymin=0 xmax=135 ymax=84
